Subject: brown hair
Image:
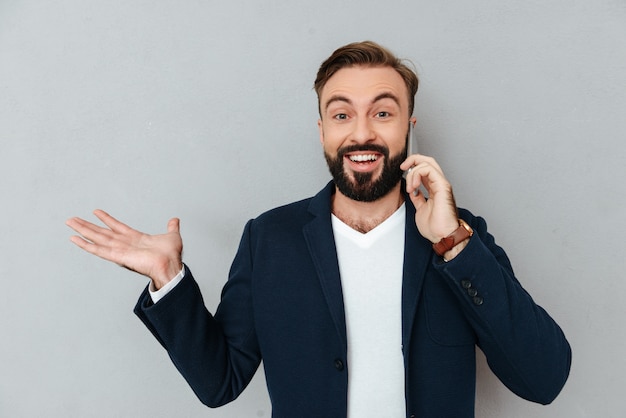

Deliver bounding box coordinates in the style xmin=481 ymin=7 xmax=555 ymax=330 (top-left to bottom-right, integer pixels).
xmin=314 ymin=41 xmax=419 ymax=116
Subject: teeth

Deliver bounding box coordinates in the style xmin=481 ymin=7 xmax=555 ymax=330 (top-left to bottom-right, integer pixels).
xmin=349 ymin=154 xmax=378 ymax=162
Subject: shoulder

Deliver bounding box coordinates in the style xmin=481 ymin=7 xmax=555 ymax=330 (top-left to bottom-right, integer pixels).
xmin=253 ymin=196 xmax=314 ymax=227
xmin=251 ymin=181 xmax=334 ymax=229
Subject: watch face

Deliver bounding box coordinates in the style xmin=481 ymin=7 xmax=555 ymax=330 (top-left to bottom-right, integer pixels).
xmin=459 ymin=219 xmax=473 ymax=236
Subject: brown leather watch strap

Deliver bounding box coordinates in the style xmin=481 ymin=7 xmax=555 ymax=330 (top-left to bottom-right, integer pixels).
xmin=432 ymin=219 xmax=474 ymax=256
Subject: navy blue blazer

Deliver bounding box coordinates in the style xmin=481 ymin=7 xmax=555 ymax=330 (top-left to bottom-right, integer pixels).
xmin=135 ymin=182 xmax=571 ymax=418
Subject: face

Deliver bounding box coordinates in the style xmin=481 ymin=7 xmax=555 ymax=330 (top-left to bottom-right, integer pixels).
xmin=318 ymin=66 xmax=415 ymax=202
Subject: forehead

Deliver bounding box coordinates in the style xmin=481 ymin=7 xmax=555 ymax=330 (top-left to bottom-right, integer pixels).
xmin=320 ymin=66 xmax=409 ymax=109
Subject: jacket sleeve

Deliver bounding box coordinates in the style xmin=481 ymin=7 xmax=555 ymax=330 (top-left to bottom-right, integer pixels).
xmin=134 ymin=220 xmax=261 ymax=408
xmin=434 ymin=209 xmax=571 ymax=404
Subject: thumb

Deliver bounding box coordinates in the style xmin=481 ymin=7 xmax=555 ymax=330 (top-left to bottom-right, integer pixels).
xmin=167 ymin=217 xmax=180 ymax=233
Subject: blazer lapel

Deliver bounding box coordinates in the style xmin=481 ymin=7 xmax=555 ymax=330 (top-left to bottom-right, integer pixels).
xmin=401 ymin=194 xmax=431 ymax=353
xmin=302 ymin=182 xmax=348 ymax=352
xmin=301 ymin=183 xmax=431 ymax=355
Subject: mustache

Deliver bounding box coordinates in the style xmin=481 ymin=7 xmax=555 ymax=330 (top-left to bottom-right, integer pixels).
xmin=337 ymin=144 xmax=389 ymax=159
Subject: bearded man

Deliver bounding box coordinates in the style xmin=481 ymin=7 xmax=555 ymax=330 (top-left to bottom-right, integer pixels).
xmin=67 ymin=41 xmax=571 ymax=418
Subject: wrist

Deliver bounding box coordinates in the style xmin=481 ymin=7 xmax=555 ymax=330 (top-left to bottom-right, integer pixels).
xmin=432 ymin=219 xmax=473 ymax=259
xmin=442 ymin=238 xmax=469 ymax=262
xmin=151 ymin=259 xmax=183 ymax=290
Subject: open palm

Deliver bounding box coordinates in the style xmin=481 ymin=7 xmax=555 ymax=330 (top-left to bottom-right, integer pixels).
xmin=66 ymin=209 xmax=183 ymax=289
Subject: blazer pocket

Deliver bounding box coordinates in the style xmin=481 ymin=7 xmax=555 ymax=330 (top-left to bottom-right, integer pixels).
xmin=423 ymin=274 xmax=476 ymax=346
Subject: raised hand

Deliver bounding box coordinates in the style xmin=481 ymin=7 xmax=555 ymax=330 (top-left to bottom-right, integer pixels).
xmin=66 ymin=209 xmax=183 ymax=289
xmin=400 ymin=155 xmax=460 ymax=245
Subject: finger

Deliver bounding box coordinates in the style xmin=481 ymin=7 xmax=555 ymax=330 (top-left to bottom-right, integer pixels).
xmin=407 ymin=161 xmax=438 ymax=193
xmin=421 ymin=156 xmax=444 ymax=175
xmin=66 ymin=216 xmax=115 ymax=244
xmin=167 ymin=218 xmax=180 ymax=234
xmin=400 ymin=155 xmax=419 ymax=172
xmin=408 ymin=185 xmax=426 ymax=210
xmin=403 ymin=162 xmax=419 ymax=196
xmin=69 ymin=234 xmax=124 ymax=264
xmin=401 ymin=155 xmax=445 ymax=178
xmin=409 ymin=162 xmax=450 ymax=195
xmin=93 ymin=209 xmax=133 ymax=234
xmin=69 ymin=234 xmax=104 ymax=256
xmin=405 ymin=169 xmax=420 ymax=196
xmin=66 ymin=216 xmax=96 ymax=232
xmin=65 ymin=217 xmax=84 ymax=233
xmin=69 ymin=234 xmax=91 ymax=247
xmin=66 ymin=217 xmax=112 ymax=241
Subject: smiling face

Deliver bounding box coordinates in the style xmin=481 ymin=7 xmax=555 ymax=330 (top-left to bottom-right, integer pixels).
xmin=318 ymin=65 xmax=414 ymax=202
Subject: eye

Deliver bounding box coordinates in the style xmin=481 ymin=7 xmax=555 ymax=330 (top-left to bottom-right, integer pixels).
xmin=334 ymin=113 xmax=348 ymax=120
xmin=376 ymin=111 xmax=390 ymax=118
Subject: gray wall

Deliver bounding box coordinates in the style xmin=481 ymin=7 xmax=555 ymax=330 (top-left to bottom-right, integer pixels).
xmin=1 ymin=0 xmax=624 ymax=416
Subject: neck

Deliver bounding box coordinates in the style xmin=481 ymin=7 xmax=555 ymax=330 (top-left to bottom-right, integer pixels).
xmin=331 ymin=183 xmax=404 ymax=233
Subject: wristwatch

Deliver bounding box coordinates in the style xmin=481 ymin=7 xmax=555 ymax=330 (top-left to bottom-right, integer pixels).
xmin=432 ymin=219 xmax=473 ymax=256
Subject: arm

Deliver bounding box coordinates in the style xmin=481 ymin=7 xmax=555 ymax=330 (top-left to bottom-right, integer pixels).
xmin=437 ymin=211 xmax=571 ymax=404
xmin=67 ymin=211 xmax=261 ymax=406
xmin=400 ymin=155 xmax=571 ymax=403
xmin=135 ymin=221 xmax=261 ymax=407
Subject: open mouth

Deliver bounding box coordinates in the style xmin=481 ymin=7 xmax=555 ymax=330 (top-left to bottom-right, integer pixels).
xmin=348 ymin=154 xmax=379 ymax=163
xmin=344 ymin=152 xmax=383 ymax=172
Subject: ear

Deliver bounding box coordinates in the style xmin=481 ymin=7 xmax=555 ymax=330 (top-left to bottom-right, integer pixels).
xmin=409 ymin=116 xmax=417 ymax=127
xmin=317 ymin=119 xmax=324 ymax=145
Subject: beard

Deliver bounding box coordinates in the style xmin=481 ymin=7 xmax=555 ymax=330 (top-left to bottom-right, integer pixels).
xmin=324 ymin=143 xmax=407 ymax=202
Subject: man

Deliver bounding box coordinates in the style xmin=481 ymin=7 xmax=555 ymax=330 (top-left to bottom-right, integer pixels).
xmin=67 ymin=41 xmax=571 ymax=417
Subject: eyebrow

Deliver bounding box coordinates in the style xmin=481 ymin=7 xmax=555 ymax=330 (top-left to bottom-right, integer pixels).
xmin=323 ymin=95 xmax=352 ymax=111
xmin=372 ymin=92 xmax=401 ymax=108
xmin=323 ymin=92 xmax=402 ymax=112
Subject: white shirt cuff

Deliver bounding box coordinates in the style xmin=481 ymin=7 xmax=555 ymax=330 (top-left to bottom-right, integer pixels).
xmin=148 ymin=265 xmax=185 ymax=304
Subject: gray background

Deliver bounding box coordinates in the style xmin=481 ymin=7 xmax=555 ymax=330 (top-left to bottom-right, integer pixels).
xmin=1 ymin=0 xmax=624 ymax=416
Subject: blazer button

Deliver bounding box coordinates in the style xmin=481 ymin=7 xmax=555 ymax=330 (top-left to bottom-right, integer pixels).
xmin=461 ymin=280 xmax=472 ymax=289
xmin=467 ymin=288 xmax=478 ymax=297
xmin=334 ymin=359 xmax=345 ymax=371
xmin=473 ymin=296 xmax=484 ymax=306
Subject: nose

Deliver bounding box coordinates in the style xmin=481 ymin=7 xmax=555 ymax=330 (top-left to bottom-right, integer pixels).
xmin=350 ymin=117 xmax=375 ymax=144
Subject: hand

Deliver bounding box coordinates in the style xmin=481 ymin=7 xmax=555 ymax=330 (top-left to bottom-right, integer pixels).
xmin=400 ymin=155 xmax=460 ymax=244
xmin=66 ymin=209 xmax=183 ymax=289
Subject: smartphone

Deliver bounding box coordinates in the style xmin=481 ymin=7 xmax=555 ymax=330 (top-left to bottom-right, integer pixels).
xmin=403 ymin=122 xmax=418 ymax=179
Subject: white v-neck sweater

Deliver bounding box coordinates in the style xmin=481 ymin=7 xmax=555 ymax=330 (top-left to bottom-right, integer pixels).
xmin=331 ymin=204 xmax=406 ymax=417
